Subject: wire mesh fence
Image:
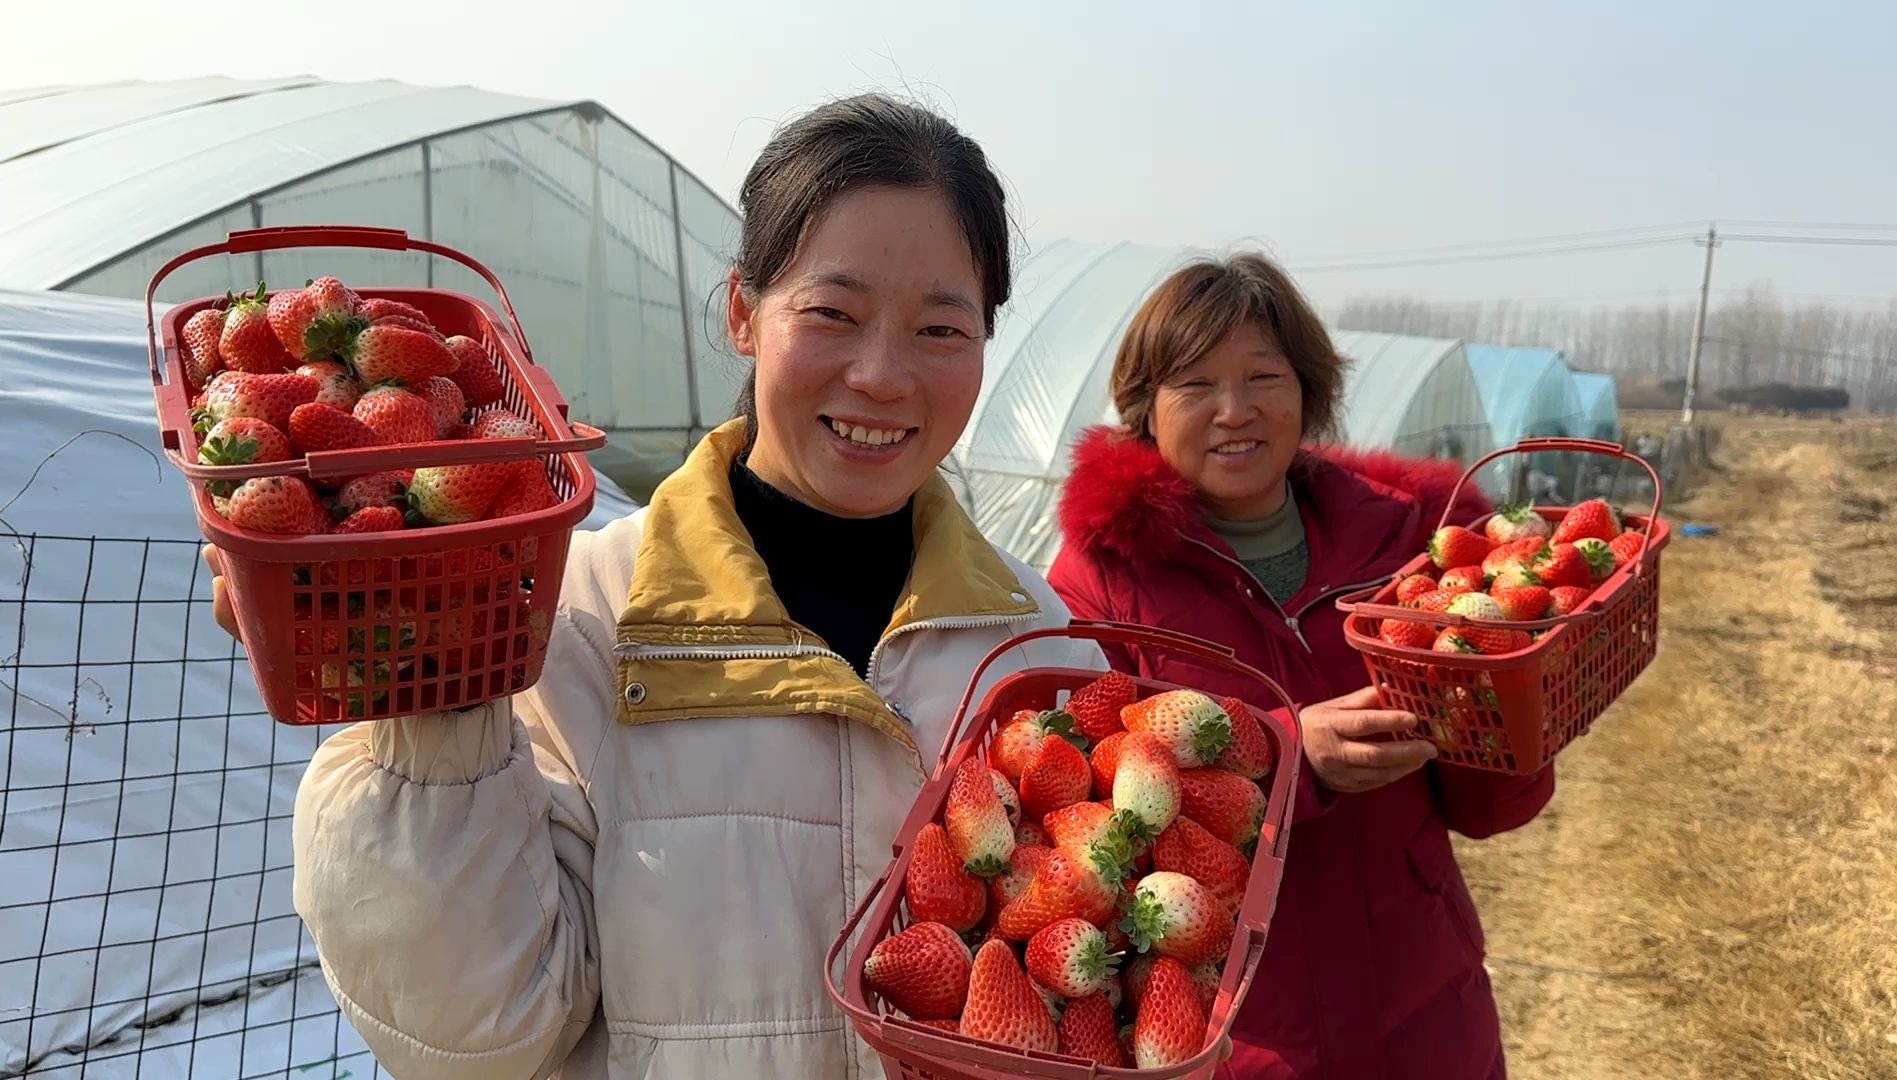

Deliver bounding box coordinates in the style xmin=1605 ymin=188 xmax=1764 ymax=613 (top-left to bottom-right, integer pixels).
xmin=2 ymin=533 xmax=386 ymax=1079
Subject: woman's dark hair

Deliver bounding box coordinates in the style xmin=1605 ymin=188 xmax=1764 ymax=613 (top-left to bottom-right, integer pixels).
xmin=727 ymin=93 xmax=1012 ymax=440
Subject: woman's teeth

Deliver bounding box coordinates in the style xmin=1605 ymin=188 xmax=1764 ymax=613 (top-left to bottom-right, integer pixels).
xmin=1214 ymin=441 xmax=1260 ymax=455
xmin=829 ymin=419 xmax=911 ymax=447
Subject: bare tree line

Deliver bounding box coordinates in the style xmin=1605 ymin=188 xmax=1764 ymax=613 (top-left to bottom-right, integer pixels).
xmin=1332 ymin=286 xmax=1897 ymax=414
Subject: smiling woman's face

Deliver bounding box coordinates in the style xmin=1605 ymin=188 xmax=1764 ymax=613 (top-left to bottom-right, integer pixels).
xmin=727 ymin=185 xmax=985 ymax=518
xmin=1150 ymin=320 xmax=1304 ymax=521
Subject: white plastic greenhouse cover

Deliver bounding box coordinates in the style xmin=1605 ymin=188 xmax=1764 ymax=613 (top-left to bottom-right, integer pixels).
xmin=0 ymin=77 xmax=744 ymax=501
xmin=1570 ymin=371 xmax=1622 ymax=442
xmin=1463 ymin=344 xmax=1585 ymax=493
xmin=949 ymin=242 xmax=1498 ymax=571
xmin=0 ymin=287 xmax=635 ymax=1078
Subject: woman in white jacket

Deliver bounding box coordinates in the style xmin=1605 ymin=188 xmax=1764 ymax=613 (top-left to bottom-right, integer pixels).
xmin=206 ymin=94 xmax=1100 ymax=1079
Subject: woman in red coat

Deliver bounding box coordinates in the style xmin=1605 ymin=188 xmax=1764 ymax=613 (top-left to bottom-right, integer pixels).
xmin=1048 ymin=253 xmax=1554 ymax=1079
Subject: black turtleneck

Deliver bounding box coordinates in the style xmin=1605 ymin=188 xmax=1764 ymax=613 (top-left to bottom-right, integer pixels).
xmin=728 ymin=457 xmax=916 ymax=678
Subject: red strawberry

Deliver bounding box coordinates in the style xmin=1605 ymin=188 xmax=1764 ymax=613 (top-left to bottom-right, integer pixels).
xmin=201 ymin=372 xmax=321 ymax=431
xmin=289 ymin=402 xmax=380 ymax=454
xmin=1483 ymin=537 xmax=1548 ymax=583
xmin=1133 ymin=957 xmax=1204 ymax=1067
xmin=1122 ymin=871 xmax=1228 ymax=965
xmin=1572 ymin=537 xmax=1617 ymax=580
xmin=352 ymin=387 xmax=436 ymax=446
xmin=1552 ymin=498 xmax=1620 ymax=545
xmin=1056 ymin=992 xmax=1123 ymax=1066
xmin=1378 ymin=618 xmax=1438 ymax=649
xmin=1212 ymin=696 xmax=1274 ymax=780
xmin=1064 ymin=669 xmax=1137 ymax=741
xmin=990 ymin=770 xmax=1022 ymax=827
xmin=181 ymin=305 xmax=226 ymax=389
xmin=224 ymin=476 xmax=322 ymax=535
xmin=989 ymin=709 xmax=1086 ymax=785
xmin=1484 ymin=502 xmax=1552 ymax=545
xmin=295 ymin=361 xmax=362 ymax=411
xmin=1533 ymin=543 xmax=1593 ymax=589
xmin=996 ymin=844 xmax=1125 ymax=939
xmin=1410 ymin=588 xmax=1465 ymax=614
xmin=1042 ymin=802 xmax=1117 ymax=854
xmin=406 ymin=461 xmax=516 ymax=527
xmin=336 ymin=506 xmax=406 ymax=534
xmin=486 ymin=461 xmax=562 ymax=519
xmin=332 ymin=471 xmax=411 ymax=517
xmin=987 ymin=842 xmax=1050 ymax=913
xmin=1548 ymin=585 xmax=1591 ymax=615
xmin=960 ymin=939 xmax=1057 ymax=1053
xmin=905 ymin=822 xmax=987 ymax=931
xmin=1437 ymin=566 xmax=1485 ymax=594
xmin=1089 ymin=730 xmax=1128 ymax=799
xmin=1394 ymin=573 xmax=1438 ymax=605
xmin=946 ymin=756 xmax=1016 ymax=878
xmin=1020 ymin=736 xmax=1091 ymax=820
xmin=1152 ymin=816 xmax=1249 ymax=920
xmin=271 ymin=277 xmax=360 ymax=362
xmin=1427 ymin=526 xmax=1493 ymax=571
xmin=469 ymin=406 xmax=539 ymax=440
xmin=443 ymin=335 xmax=506 ymax=407
xmin=417 ymin=376 xmax=466 ymax=437
xmin=1490 ymin=563 xmax=1545 ymax=591
xmin=1121 ymin=689 xmax=1232 ymax=768
xmin=1016 ymin=821 xmax=1052 ymax=848
xmin=220 ymin=285 xmax=293 ymax=373
xmin=1176 ymin=769 xmax=1266 ymax=854
xmin=341 ymin=323 xmax=459 ymax=386
xmin=196 ymin=417 xmax=290 ymax=468
xmin=1434 ymin=625 xmax=1531 ymax=655
xmin=1610 ymin=531 xmax=1646 ymax=566
xmin=1027 ymin=917 xmax=1120 ymax=998
xmin=1491 ymin=585 xmax=1553 ymax=621
xmin=863 ymin=922 xmax=973 ymax=1021
xmin=1111 ymin=732 xmax=1182 ymax=841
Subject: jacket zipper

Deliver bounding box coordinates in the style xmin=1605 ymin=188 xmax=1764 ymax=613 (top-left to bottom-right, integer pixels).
xmin=864 ymin=610 xmax=1043 ymax=687
xmin=1180 ymin=534 xmax=1385 ymax=654
xmin=614 ymin=639 xmax=850 ymax=665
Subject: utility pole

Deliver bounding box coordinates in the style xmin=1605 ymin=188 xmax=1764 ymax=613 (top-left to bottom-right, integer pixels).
xmin=1682 ymin=224 xmax=1718 ymax=424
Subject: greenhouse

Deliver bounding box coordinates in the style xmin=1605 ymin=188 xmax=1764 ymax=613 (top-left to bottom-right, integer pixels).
xmin=1327 ymin=330 xmax=1495 ymax=468
xmin=0 ymin=75 xmax=743 ymax=499
xmin=1463 ymin=344 xmax=1585 ymax=498
xmin=1571 ymin=371 xmax=1623 ymax=443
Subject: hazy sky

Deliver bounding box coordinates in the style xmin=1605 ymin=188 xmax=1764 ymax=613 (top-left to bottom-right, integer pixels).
xmin=5 ymin=0 xmax=1894 ymax=311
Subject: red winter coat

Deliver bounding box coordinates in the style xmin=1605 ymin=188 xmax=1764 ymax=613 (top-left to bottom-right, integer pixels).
xmin=1048 ymin=428 xmax=1555 ymax=1080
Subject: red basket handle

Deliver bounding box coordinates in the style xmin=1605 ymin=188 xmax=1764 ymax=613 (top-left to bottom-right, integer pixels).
xmin=165 ymin=425 xmax=609 ymax=484
xmin=145 ymin=226 xmax=538 ymax=388
xmin=1332 ymin=581 xmax=1609 ymax=632
xmin=930 ymin=619 xmax=1302 ymax=777
xmin=1440 ymin=436 xmax=1665 ymax=576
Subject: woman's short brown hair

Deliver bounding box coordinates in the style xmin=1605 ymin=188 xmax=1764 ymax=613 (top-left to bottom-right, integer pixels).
xmin=1110 ymin=252 xmax=1347 ymax=442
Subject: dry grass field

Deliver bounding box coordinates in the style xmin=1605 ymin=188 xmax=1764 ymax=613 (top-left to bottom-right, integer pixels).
xmin=1457 ymin=414 xmax=1897 ymax=1079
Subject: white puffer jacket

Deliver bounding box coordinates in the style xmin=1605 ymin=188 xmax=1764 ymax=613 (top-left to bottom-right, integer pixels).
xmin=292 ymin=421 xmax=1102 ymax=1079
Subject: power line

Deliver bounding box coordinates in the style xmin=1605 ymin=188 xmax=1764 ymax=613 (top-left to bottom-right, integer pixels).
xmin=1286 ymin=220 xmax=1708 ymax=264
xmin=1720 ymin=233 xmax=1897 ymax=247
xmin=1700 ymin=336 xmax=1895 ymax=365
xmin=1718 ymin=219 xmax=1897 ymax=232
xmin=1292 ymin=234 xmax=1698 ymax=274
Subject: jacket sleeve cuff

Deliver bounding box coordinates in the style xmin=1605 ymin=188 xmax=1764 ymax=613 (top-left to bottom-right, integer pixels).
xmin=366 ymin=702 xmax=514 ymax=786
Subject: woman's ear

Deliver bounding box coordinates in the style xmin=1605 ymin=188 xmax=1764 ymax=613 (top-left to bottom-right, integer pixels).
xmin=726 ymin=268 xmax=757 ymax=358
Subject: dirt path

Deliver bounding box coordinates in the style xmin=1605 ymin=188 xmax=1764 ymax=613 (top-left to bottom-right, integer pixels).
xmin=1454 ymin=417 xmax=1897 ymax=1080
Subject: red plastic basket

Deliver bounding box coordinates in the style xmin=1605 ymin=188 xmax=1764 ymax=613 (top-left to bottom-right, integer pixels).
xmin=823 ymin=620 xmax=1304 ymax=1079
xmin=1337 ymin=438 xmax=1671 ymax=774
xmin=146 ymin=226 xmax=608 ymax=725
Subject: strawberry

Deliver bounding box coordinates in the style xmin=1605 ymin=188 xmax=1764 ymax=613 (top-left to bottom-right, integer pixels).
xmin=1176 ymin=769 xmax=1266 ymax=853
xmin=196 ymin=417 xmax=290 ymax=468
xmin=224 ymin=476 xmax=322 ymax=535
xmin=1187 ymin=958 xmax=1223 ymax=1014
xmin=1378 ymin=618 xmax=1438 ymax=649
xmin=1394 ymin=573 xmax=1438 ymax=605
xmin=340 ymin=323 xmax=459 ymax=386
xmin=988 ymin=842 xmax=1050 ymax=912
xmin=443 ymin=335 xmax=506 ymax=407
xmin=1411 ymin=588 xmax=1465 ymax=614
xmin=1491 ymin=585 xmax=1553 ymax=621
xmin=1610 ymin=531 xmax=1646 ymax=566
xmin=270 ymin=277 xmax=360 ymax=362
xmin=1016 ymin=821 xmax=1052 ymax=848
xmin=989 ymin=709 xmax=1086 ymax=784
xmin=1483 ymin=537 xmax=1548 ymax=583
xmin=946 ymin=756 xmax=1016 ymax=878
xmin=1552 ymin=498 xmax=1620 ymax=545
xmin=201 ymin=372 xmax=321 ymax=431
xmin=1445 ymin=592 xmax=1506 ymax=622
xmin=1111 ymin=732 xmax=1182 ymax=841
xmin=990 ymin=770 xmax=1021 ymax=827
xmin=1427 ymin=526 xmax=1493 ymax=571
xmin=1435 ymin=625 xmax=1531 ymax=655
xmin=1042 ymin=802 xmax=1118 ymax=854
xmin=469 ymin=406 xmax=539 ymax=440
xmin=417 ymin=375 xmax=466 ymax=437
xmin=1123 ymin=954 xmax=1157 ymax=1013
xmin=1122 ymin=872 xmax=1228 ymax=965
xmin=905 ymin=822 xmax=987 ymax=931
xmin=1152 ymin=816 xmax=1249 ymax=920
xmin=356 ymin=297 xmax=433 ymax=326
xmin=1437 ymin=566 xmax=1485 ymax=594
xmin=353 ymin=386 xmax=436 ymax=445
xmin=295 ymin=361 xmax=362 ymax=411
xmin=1056 ymin=992 xmax=1124 ymax=1066
xmin=181 ymin=305 xmax=226 ymax=389
xmin=1065 ymin=669 xmax=1137 ymax=741
xmin=331 ymin=471 xmax=411 ymax=518
xmin=487 ymin=460 xmax=562 ymax=519
xmin=1533 ymin=543 xmax=1593 ymax=589
xmin=1212 ymin=696 xmax=1274 ymax=780
xmin=1484 ymin=502 xmax=1551 ymax=545
xmin=289 ymin=402 xmax=380 ymax=454
xmin=1490 ymin=563 xmax=1545 ymax=590
xmin=1121 ymin=689 xmax=1232 ymax=768
xmin=864 ymin=921 xmax=973 ymax=1021
xmin=1089 ymin=730 xmax=1128 ymax=799
xmin=1548 ymin=585 xmax=1591 ymax=615
xmin=1572 ymin=537 xmax=1617 ymax=581
xmin=1020 ymin=736 xmax=1092 ymax=820
xmin=1027 ymin=917 xmax=1120 ymax=997
xmin=1133 ymin=957 xmax=1205 ymax=1067
xmin=220 ymin=284 xmax=293 ymax=373
xmin=336 ymin=505 xmax=406 ymax=534
xmin=960 ymin=939 xmax=1057 ymax=1053
xmin=996 ymin=843 xmax=1126 ymax=939
xmin=406 ymin=461 xmax=515 ymax=526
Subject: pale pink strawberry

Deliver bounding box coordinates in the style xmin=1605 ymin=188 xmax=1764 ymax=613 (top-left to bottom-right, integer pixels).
xmin=1122 ymin=871 xmax=1228 ymax=965
xmin=1121 ymin=689 xmax=1232 ymax=768
xmin=1016 ymin=820 xmax=1052 ymax=848
xmin=407 ymin=462 xmax=514 ymax=525
xmin=1186 ymin=958 xmax=1223 ymax=1016
xmin=1483 ymin=503 xmax=1552 ymax=545
xmin=1026 ymin=917 xmax=1120 ymax=998
xmin=352 ymin=387 xmax=436 ymax=445
xmin=224 ymin=476 xmax=322 ymax=535
xmin=416 ymin=376 xmax=466 ymax=437
xmin=946 ymin=756 xmax=1016 ymax=878
xmin=990 ymin=769 xmax=1022 ymax=827
xmin=220 ymin=285 xmax=293 ymax=373
xmin=443 ymin=335 xmax=505 ymax=407
xmin=181 ymin=305 xmax=226 ymax=389
xmin=1111 ymin=732 xmax=1182 ymax=841
xmin=295 ymin=360 xmax=362 ymax=411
